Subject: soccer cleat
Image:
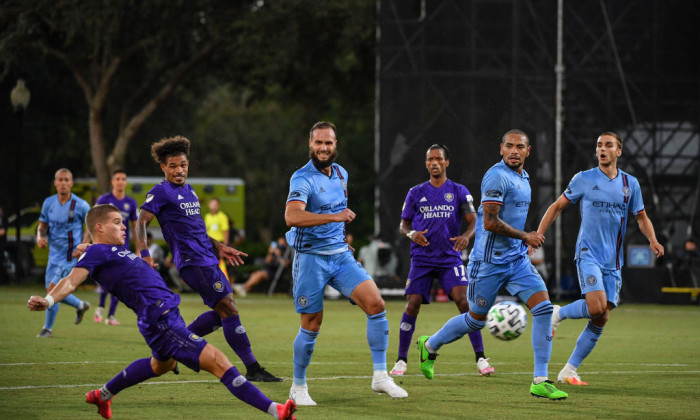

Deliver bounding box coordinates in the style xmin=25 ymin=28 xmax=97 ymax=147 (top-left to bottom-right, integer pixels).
xmin=75 ymin=301 xmax=90 ymax=324
xmin=530 ymin=380 xmax=568 ymax=400
xmin=173 ymin=363 xmax=180 ymax=375
xmin=277 ymin=399 xmax=297 ymax=420
xmin=371 ymin=371 xmax=408 ymax=398
xmin=417 ymin=335 xmax=437 ymax=379
xmin=232 ymin=284 xmax=247 ymax=297
xmin=36 ymin=328 xmax=53 ymax=338
xmin=390 ymin=359 xmax=407 ymax=376
xmin=93 ymin=307 xmax=104 ymax=323
xmin=558 ymin=368 xmax=588 ymax=385
xmin=476 ymin=357 xmax=495 ymax=376
xmin=551 ymin=304 xmax=562 ymax=336
xmin=289 ymin=384 xmax=317 ymax=406
xmin=246 ymin=366 xmax=282 ymax=382
xmin=106 ymin=316 xmax=120 ymax=326
xmin=85 ymin=389 xmax=113 ymax=419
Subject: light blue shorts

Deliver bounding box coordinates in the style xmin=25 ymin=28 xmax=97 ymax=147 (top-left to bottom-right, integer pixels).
xmin=576 ymin=258 xmax=621 ymax=307
xmin=292 ymin=250 xmax=370 ymax=313
xmin=45 ymin=260 xmax=77 ymax=288
xmin=466 ymin=255 xmax=547 ymax=315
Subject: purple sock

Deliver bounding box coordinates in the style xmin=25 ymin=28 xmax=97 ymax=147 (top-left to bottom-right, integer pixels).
xmin=99 ymin=289 xmax=107 ymax=307
xmin=467 ymin=330 xmax=484 ymax=353
xmin=397 ymin=312 xmax=417 ymax=360
xmin=187 ymin=310 xmax=222 ymax=337
xmin=105 ymin=358 xmax=157 ymax=396
xmin=220 ymin=366 xmax=273 ymax=413
xmin=108 ymin=295 xmax=119 ymax=317
xmin=222 ymin=315 xmax=256 ymax=366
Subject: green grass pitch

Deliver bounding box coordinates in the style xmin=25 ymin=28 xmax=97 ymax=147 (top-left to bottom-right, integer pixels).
xmin=1 ymin=285 xmax=699 ymax=419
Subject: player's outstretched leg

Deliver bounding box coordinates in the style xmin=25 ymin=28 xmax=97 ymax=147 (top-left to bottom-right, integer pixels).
xmin=62 ymin=293 xmax=90 ymax=324
xmin=558 ymin=320 xmax=603 ymax=386
xmin=106 ymin=295 xmax=120 ymax=325
xmin=86 ymin=357 xmax=159 ymax=418
xmin=417 ymin=335 xmax=438 ymax=379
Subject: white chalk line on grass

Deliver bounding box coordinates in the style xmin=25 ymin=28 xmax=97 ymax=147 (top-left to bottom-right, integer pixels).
xmin=2 ymin=370 xmax=700 ymax=391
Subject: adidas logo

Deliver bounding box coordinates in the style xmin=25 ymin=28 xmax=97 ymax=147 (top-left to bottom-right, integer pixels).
xmin=177 ymin=194 xmax=184 ymax=200
xmin=420 ymin=197 xmax=428 ymax=202
xmin=319 ymin=187 xmax=325 ymax=193
xmin=592 ymin=185 xmax=600 ymax=191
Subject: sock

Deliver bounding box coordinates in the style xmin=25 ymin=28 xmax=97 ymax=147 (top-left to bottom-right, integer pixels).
xmin=105 ymin=358 xmax=158 ymax=396
xmin=99 ymin=289 xmax=107 ymax=308
xmin=220 ymin=366 xmax=272 ymax=413
xmin=293 ymin=327 xmax=318 ymax=385
xmin=530 ymin=300 xmax=554 ymax=378
xmin=44 ymin=302 xmax=59 ymax=330
xmin=222 ymin=315 xmax=256 ymax=366
xmin=366 ymin=311 xmax=389 ymax=371
xmin=62 ymin=293 xmax=82 ymax=309
xmin=567 ymin=321 xmax=604 ymax=367
xmin=108 ymin=295 xmax=119 ymax=317
xmin=267 ymin=402 xmax=280 ymax=419
xmin=559 ymin=299 xmax=590 ymax=320
xmin=397 ymin=312 xmax=417 ymax=360
xmin=187 ymin=310 xmax=222 ymax=337
xmin=533 ymin=376 xmax=548 ymax=384
xmin=428 ymin=312 xmax=484 ymax=351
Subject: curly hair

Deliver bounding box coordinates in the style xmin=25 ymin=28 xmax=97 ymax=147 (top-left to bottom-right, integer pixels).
xmin=150 ymin=135 xmax=191 ymax=164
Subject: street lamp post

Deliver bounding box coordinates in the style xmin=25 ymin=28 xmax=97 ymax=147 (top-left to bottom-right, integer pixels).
xmin=10 ymin=79 xmax=30 ymax=280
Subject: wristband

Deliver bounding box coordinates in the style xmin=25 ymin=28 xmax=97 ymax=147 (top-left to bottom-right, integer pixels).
xmin=406 ymin=230 xmax=416 ymax=240
xmin=140 ymin=249 xmax=151 ymax=258
xmin=45 ymin=294 xmax=55 ymax=308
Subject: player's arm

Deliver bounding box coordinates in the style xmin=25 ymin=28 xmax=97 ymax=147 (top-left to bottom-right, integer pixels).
xmin=130 ymin=220 xmax=139 ymax=252
xmin=482 ymin=202 xmax=544 ymax=248
xmin=400 ymin=219 xmax=429 ymax=246
xmin=209 ymin=236 xmax=248 ymax=266
xmin=27 ymin=267 xmax=90 ymax=311
xmin=537 ymin=195 xmax=571 ymax=235
xmin=285 ymin=201 xmax=355 ymax=227
xmin=635 ymin=210 xmax=664 ymax=257
xmin=136 ymin=209 xmax=157 ymax=267
xmin=450 ymin=212 xmax=477 ymax=251
xmin=36 ymin=221 xmax=49 ymax=248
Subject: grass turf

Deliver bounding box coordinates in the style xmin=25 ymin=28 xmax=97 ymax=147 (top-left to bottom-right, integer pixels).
xmin=1 ymin=285 xmax=699 ymax=419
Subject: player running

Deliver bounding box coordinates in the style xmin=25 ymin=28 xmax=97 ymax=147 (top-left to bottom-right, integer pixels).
xmin=536 ymin=132 xmax=664 ymax=385
xmin=390 ymin=144 xmax=493 ymax=377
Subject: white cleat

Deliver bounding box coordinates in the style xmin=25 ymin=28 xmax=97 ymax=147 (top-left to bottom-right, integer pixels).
xmin=390 ymin=360 xmax=407 ymax=376
xmin=371 ymin=371 xmax=408 ymax=398
xmin=289 ymin=384 xmax=317 ymax=406
xmin=551 ymin=305 xmax=562 ymax=336
xmin=232 ymin=284 xmax=247 ymax=297
xmin=476 ymin=357 xmax=495 ymax=376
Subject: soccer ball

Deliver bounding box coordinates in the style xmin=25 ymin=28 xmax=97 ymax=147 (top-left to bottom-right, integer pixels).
xmin=486 ymin=301 xmax=528 ymax=340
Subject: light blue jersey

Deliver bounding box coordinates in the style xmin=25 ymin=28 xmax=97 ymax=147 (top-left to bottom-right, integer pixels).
xmin=469 ymin=160 xmax=531 ymax=264
xmin=285 ymin=160 xmax=349 ymax=254
xmin=563 ymin=168 xmax=644 ymax=270
xmin=39 ymin=193 xmax=90 ymax=264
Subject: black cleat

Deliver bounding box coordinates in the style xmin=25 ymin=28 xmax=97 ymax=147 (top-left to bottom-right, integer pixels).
xmin=75 ymin=301 xmax=90 ymax=324
xmin=173 ymin=364 xmax=180 ymax=375
xmin=246 ymin=366 xmax=282 ymax=382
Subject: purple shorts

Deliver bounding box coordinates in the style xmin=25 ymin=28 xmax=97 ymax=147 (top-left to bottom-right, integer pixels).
xmin=180 ymin=264 xmax=233 ymax=308
xmin=405 ymin=262 xmax=470 ymax=304
xmin=138 ymin=308 xmax=208 ymax=372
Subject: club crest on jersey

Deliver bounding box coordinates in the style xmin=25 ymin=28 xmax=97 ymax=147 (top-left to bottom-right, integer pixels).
xmin=586 ymin=275 xmax=597 ymax=286
xmin=622 ymin=186 xmax=630 ymax=197
xmin=189 ymin=333 xmax=203 ymax=342
xmin=213 ymin=281 xmax=225 ymax=292
xmin=124 ymin=203 xmax=130 ymax=210
xmin=444 ymin=193 xmax=454 ymax=202
xmin=476 ymin=296 xmax=488 ymax=307
xmin=297 ymin=295 xmax=309 ymax=308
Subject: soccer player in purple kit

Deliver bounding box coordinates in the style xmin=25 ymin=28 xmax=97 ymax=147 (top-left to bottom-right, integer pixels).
xmin=136 ymin=135 xmax=281 ymax=383
xmin=94 ymin=170 xmax=138 ymax=325
xmin=390 ymin=144 xmax=494 ymax=377
xmin=27 ymin=204 xmax=296 ymax=420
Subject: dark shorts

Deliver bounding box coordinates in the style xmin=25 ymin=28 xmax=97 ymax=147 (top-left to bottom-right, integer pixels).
xmin=138 ymin=308 xmax=208 ymax=372
xmin=181 ymin=264 xmax=233 ymax=308
xmin=405 ymin=262 xmax=470 ymax=304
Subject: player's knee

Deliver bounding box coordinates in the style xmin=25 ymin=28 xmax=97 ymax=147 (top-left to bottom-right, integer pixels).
xmin=587 ymin=302 xmax=606 ymax=318
xmin=215 ymin=296 xmax=239 ymax=318
xmin=366 ymin=298 xmax=386 ymax=315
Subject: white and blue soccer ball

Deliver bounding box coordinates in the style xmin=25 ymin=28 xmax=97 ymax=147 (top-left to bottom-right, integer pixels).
xmin=486 ymin=301 xmax=528 ymax=340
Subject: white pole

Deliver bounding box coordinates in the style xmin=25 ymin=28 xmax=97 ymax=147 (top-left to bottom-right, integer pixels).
xmin=554 ymin=0 xmax=565 ymax=300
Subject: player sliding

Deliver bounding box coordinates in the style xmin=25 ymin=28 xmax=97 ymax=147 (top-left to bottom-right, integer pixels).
xmin=536 ymin=132 xmax=664 ymax=385
xmin=27 ymin=205 xmax=296 ymax=420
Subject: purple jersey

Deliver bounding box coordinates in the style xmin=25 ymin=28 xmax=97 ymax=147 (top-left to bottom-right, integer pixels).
xmin=140 ymin=181 xmax=218 ymax=270
xmin=96 ymin=192 xmax=138 ymax=247
xmin=75 ymin=244 xmax=180 ymax=324
xmin=401 ymin=179 xmax=475 ymax=267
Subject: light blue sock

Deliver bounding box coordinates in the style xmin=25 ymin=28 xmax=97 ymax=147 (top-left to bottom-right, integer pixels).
xmin=428 ymin=312 xmax=484 ymax=352
xmin=366 ymin=311 xmax=388 ymax=371
xmin=567 ymin=321 xmax=604 ymax=367
xmin=293 ymin=327 xmax=318 ymax=386
xmin=62 ymin=293 xmax=82 ymax=309
xmin=559 ymin=299 xmax=590 ymax=320
xmin=44 ymin=302 xmax=60 ymax=330
xmin=530 ymin=300 xmax=553 ymax=378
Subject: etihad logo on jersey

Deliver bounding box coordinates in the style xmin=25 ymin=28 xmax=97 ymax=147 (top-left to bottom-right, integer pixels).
xmin=180 ymin=201 xmax=201 ymax=216
xmin=593 ymin=201 xmax=626 ymax=215
xmin=320 ymin=200 xmax=347 ymax=211
xmin=515 ymin=201 xmax=530 ymax=208
xmin=419 ymin=204 xmax=454 ymax=219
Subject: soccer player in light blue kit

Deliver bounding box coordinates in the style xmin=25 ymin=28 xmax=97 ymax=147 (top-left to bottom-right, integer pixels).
xmin=285 ymin=121 xmax=407 ymax=405
xmin=35 ymin=168 xmax=91 ymax=338
xmin=417 ymin=130 xmax=568 ymax=400
xmin=537 ymin=132 xmax=664 ymax=386
xmin=390 ymin=144 xmax=494 ymax=377
xmin=28 ymin=204 xmax=296 ymax=420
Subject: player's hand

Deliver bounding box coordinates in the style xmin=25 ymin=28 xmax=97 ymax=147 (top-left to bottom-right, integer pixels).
xmin=522 ymin=231 xmax=544 ymax=248
xmin=72 ymin=242 xmax=91 ymax=258
xmin=527 ymin=245 xmax=536 ymax=256
xmin=411 ymin=229 xmax=430 ymax=247
xmin=142 ymin=256 xmax=159 ymax=269
xmin=220 ymin=246 xmax=248 ymax=266
xmin=27 ymin=296 xmax=49 ymax=311
xmin=450 ymin=235 xmax=470 ymax=251
xmin=335 ymin=209 xmax=356 ymax=223
xmin=37 ymin=236 xmax=48 ymax=249
xmin=651 ymin=241 xmax=665 ymax=258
